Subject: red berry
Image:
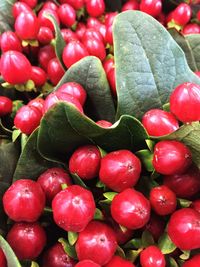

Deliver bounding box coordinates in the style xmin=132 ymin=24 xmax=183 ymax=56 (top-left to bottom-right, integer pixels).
xmin=14 ymin=105 xmax=42 ymax=135
xmin=82 ymin=37 xmax=106 ymax=61
xmin=140 ymin=0 xmax=162 ymax=18
xmin=38 ymin=8 xmax=60 ymax=32
xmin=163 ymin=166 xmax=200 ymax=198
xmin=57 ymin=82 xmax=87 ymax=106
xmin=43 ymin=92 xmax=83 ymax=114
xmin=86 ymin=17 xmax=102 ymax=29
xmin=42 ymin=242 xmax=76 ymax=267
xmin=38 ymin=44 xmax=56 ymax=70
xmin=144 ymin=213 xmax=165 ymax=242
xmin=75 ymin=22 xmax=86 ymax=40
xmin=0 ymin=51 xmax=32 ymax=84
xmin=31 ymin=66 xmax=47 ymax=86
xmin=0 ymin=96 xmax=12 ymax=116
xmin=7 ymin=222 xmax=46 ymax=260
xmin=52 ymin=185 xmax=96 ymax=232
xmin=150 ymin=185 xmax=177 ymax=216
xmin=152 ymin=140 xmax=192 ymax=175
xmin=61 ymin=28 xmax=78 ymax=43
xmin=69 ymin=145 xmax=101 ymax=180
xmin=12 ymin=2 xmax=33 ymax=19
xmin=96 ymin=120 xmax=112 ymax=128
xmin=62 ymin=40 xmax=89 ymax=68
xmin=122 ymin=0 xmax=139 ymax=12
xmin=182 ymin=254 xmax=200 ymax=267
xmin=15 ymin=12 xmax=39 ymax=40
xmin=3 ymin=179 xmax=45 ymax=222
xmin=82 ymin=28 xmax=104 ymax=44
xmin=99 ymin=150 xmax=141 ymax=192
xmin=37 ymin=26 xmax=54 ymax=45
xmin=58 ymin=4 xmax=76 ymax=27
xmin=170 ymin=82 xmax=200 ymax=123
xmin=105 ymin=24 xmax=114 ymax=45
xmin=170 ymin=3 xmax=192 ymax=26
xmin=47 ymin=58 xmax=65 ymax=85
xmin=28 ymin=98 xmax=44 ymax=113
xmin=111 ymin=188 xmax=151 ymax=229
xmin=140 ymin=246 xmax=166 ymax=267
xmin=107 ymin=68 xmax=116 ymax=96
xmin=142 ymin=109 xmax=179 ymax=136
xmin=0 ymin=31 xmax=22 ymax=52
xmin=43 ymin=1 xmax=58 ymax=12
xmin=195 ymin=71 xmax=200 ymax=78
xmin=168 ymin=208 xmax=200 ymax=250
xmin=191 ymin=199 xmax=200 ymax=213
xmin=75 ymin=260 xmax=100 ymax=267
xmin=0 ymin=249 xmax=7 ymax=267
xmin=182 ymin=23 xmax=200 ymax=35
xmin=105 ymin=255 xmax=135 ymax=267
xmin=75 ymin=221 xmax=117 ymax=265
xmin=103 ymin=58 xmax=114 ymax=74
xmin=37 ymin=167 xmax=72 ymax=203
xmin=19 ymin=0 xmax=37 ymax=9
xmin=60 ymin=0 xmax=84 ymax=10
xmin=86 ymin=0 xmax=105 ymax=18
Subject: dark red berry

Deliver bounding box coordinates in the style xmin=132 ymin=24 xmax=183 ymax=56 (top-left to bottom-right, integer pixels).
xmin=7 ymin=222 xmax=46 ymax=260
xmin=38 ymin=44 xmax=56 ymax=70
xmin=57 ymin=82 xmax=87 ymax=106
xmin=107 ymin=68 xmax=116 ymax=96
xmin=82 ymin=28 xmax=104 ymax=44
xmin=86 ymin=0 xmax=105 ymax=18
xmin=82 ymin=37 xmax=106 ymax=61
xmin=37 ymin=27 xmax=54 ymax=45
xmin=75 ymin=260 xmax=100 ymax=267
xmin=103 ymin=57 xmax=114 ymax=74
xmin=182 ymin=23 xmax=200 ymax=35
xmin=140 ymin=0 xmax=162 ymax=18
xmin=105 ymin=255 xmax=135 ymax=267
xmin=99 ymin=149 xmax=141 ymax=192
xmin=150 ymin=185 xmax=177 ymax=216
xmin=182 ymin=254 xmax=200 ymax=267
xmin=61 ymin=28 xmax=78 ymax=43
xmin=122 ymin=0 xmax=139 ymax=12
xmin=58 ymin=4 xmax=76 ymax=27
xmin=75 ymin=221 xmax=117 ymax=265
xmin=0 ymin=51 xmax=32 ymax=84
xmin=47 ymin=58 xmax=65 ymax=85
xmin=140 ymin=246 xmax=166 ymax=267
xmin=38 ymin=8 xmax=60 ymax=32
xmin=14 ymin=105 xmax=42 ymax=135
xmin=170 ymin=82 xmax=200 ymax=123
xmin=0 ymin=96 xmax=12 ymax=116
xmin=96 ymin=120 xmax=112 ymax=128
xmin=170 ymin=3 xmax=192 ymax=26
xmin=31 ymin=66 xmax=47 ymax=86
xmin=37 ymin=167 xmax=72 ymax=203
xmin=28 ymin=98 xmax=44 ymax=114
xmin=75 ymin=22 xmax=86 ymax=40
xmin=191 ymin=199 xmax=200 ymax=213
xmin=144 ymin=213 xmax=165 ymax=242
xmin=3 ymin=179 xmax=45 ymax=222
xmin=142 ymin=109 xmax=179 ymax=136
xmin=62 ymin=40 xmax=89 ymax=68
xmin=52 ymin=185 xmax=96 ymax=232
xmin=0 ymin=249 xmax=7 ymax=267
xmin=12 ymin=2 xmax=33 ymax=19
xmin=43 ymin=1 xmax=58 ymax=12
xmin=168 ymin=208 xmax=200 ymax=250
xmin=60 ymin=0 xmax=84 ymax=10
xmin=42 ymin=242 xmax=76 ymax=267
xmin=19 ymin=0 xmax=37 ymax=9
xmin=111 ymin=188 xmax=151 ymax=229
xmin=0 ymin=31 xmax=22 ymax=52
xmin=152 ymin=140 xmax=192 ymax=175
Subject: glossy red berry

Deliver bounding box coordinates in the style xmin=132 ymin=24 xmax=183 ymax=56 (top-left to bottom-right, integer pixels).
xmin=107 ymin=68 xmax=116 ymax=96
xmin=75 ymin=221 xmax=117 ymax=265
xmin=168 ymin=208 xmax=200 ymax=250
xmin=28 ymin=98 xmax=44 ymax=114
xmin=191 ymin=199 xmax=200 ymax=213
xmin=14 ymin=105 xmax=42 ymax=135
xmin=142 ymin=109 xmax=179 ymax=136
xmin=82 ymin=28 xmax=104 ymax=44
xmin=150 ymin=185 xmax=176 ymax=216
xmin=170 ymin=82 xmax=200 ymax=123
xmin=43 ymin=92 xmax=83 ymax=114
xmin=38 ymin=44 xmax=56 ymax=70
xmin=152 ymin=140 xmax=192 ymax=175
xmin=43 ymin=1 xmax=58 ymax=12
xmin=38 ymin=8 xmax=60 ymax=32
xmin=96 ymin=120 xmax=112 ymax=128
xmin=122 ymin=0 xmax=139 ymax=12
xmin=12 ymin=2 xmax=33 ymax=19
xmin=75 ymin=22 xmax=86 ymax=40
xmin=47 ymin=58 xmax=65 ymax=85
xmin=182 ymin=23 xmax=200 ymax=35
xmin=31 ymin=66 xmax=47 ymax=87
xmin=82 ymin=37 xmax=106 ymax=61
xmin=182 ymin=254 xmax=200 ymax=267
xmin=42 ymin=242 xmax=76 ymax=267
xmin=144 ymin=213 xmax=165 ymax=242
xmin=7 ymin=222 xmax=46 ymax=260
xmin=111 ymin=188 xmax=151 ymax=229
xmin=0 ymin=249 xmax=7 ymax=267
xmin=170 ymin=3 xmax=192 ymax=26
xmin=0 ymin=31 xmax=22 ymax=52
xmin=140 ymin=0 xmax=162 ymax=18
xmin=69 ymin=145 xmax=101 ymax=180
xmin=60 ymin=0 xmax=84 ymax=10
xmin=105 ymin=255 xmax=135 ymax=267
xmin=19 ymin=0 xmax=38 ymax=9
xmin=37 ymin=167 xmax=72 ymax=204
xmin=15 ymin=12 xmax=39 ymax=40
xmin=3 ymin=179 xmax=45 ymax=222
xmin=52 ymin=185 xmax=96 ymax=232
xmin=57 ymin=82 xmax=87 ymax=106
xmin=75 ymin=260 xmax=100 ymax=267
xmin=140 ymin=246 xmax=166 ymax=267
xmin=62 ymin=40 xmax=89 ymax=68
xmin=0 ymin=96 xmax=13 ymax=116
xmin=37 ymin=26 xmax=54 ymax=45
xmin=61 ymin=28 xmax=78 ymax=43
xmin=99 ymin=149 xmax=141 ymax=192
xmin=86 ymin=0 xmax=105 ymax=18
xmin=0 ymin=51 xmax=32 ymax=84
xmin=103 ymin=58 xmax=115 ymax=74
xmin=163 ymin=166 xmax=200 ymax=198
xmin=58 ymin=4 xmax=76 ymax=27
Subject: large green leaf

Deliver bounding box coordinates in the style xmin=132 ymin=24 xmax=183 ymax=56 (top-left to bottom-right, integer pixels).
xmin=13 ymin=129 xmax=56 ymax=181
xmin=0 ymin=0 xmax=16 ymax=33
xmin=0 ymin=235 xmax=21 ymax=267
xmin=54 ymin=56 xmax=116 ymax=123
xmin=37 ymin=102 xmax=148 ymax=163
xmin=169 ymin=29 xmax=200 ymax=72
xmin=113 ymin=11 xmax=200 ymax=120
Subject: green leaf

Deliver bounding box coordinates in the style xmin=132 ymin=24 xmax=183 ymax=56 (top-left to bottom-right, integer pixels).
xmin=0 ymin=0 xmax=16 ymax=33
xmin=136 ymin=149 xmax=154 ymax=172
xmin=68 ymin=231 xmax=78 ymax=246
xmin=169 ymin=29 xmax=200 ymax=72
xmin=71 ymin=173 xmax=89 ymax=189
xmin=124 ymin=238 xmax=142 ymax=249
xmin=38 ymin=102 xmax=148 ymax=163
xmin=158 ymin=122 xmax=200 ymax=169
xmin=97 ymin=146 xmax=107 ymax=158
xmin=177 ymin=198 xmax=192 ymax=208
xmin=158 ymin=233 xmax=176 ymax=254
xmin=94 ymin=208 xmax=104 ymax=220
xmin=30 ymin=262 xmax=39 ymax=267
xmin=141 ymin=230 xmax=155 ymax=248
xmin=13 ymin=129 xmax=56 ymax=181
xmin=12 ymin=129 xmax=21 ymax=143
xmin=0 ymin=235 xmax=21 ymax=267
xmin=126 ymin=249 xmax=143 ymax=262
xmin=116 ymin=246 xmax=126 ymax=259
xmin=168 ymin=257 xmax=179 ymax=267
xmin=44 ymin=13 xmax=66 ymax=69
xmin=58 ymin=238 xmax=77 ymax=259
xmin=113 ymin=11 xmax=200 ymax=120
xmin=103 ymin=192 xmax=117 ymax=201
xmin=180 ymin=250 xmax=190 ymax=260
xmin=54 ymin=56 xmax=116 ymax=123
